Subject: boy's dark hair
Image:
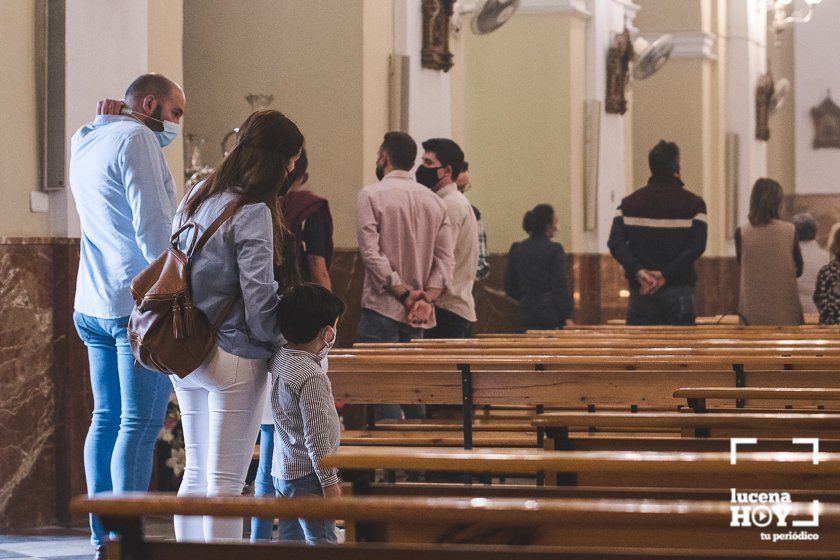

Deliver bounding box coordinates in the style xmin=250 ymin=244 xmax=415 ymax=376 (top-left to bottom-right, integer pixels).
xmin=277 ymin=284 xmax=346 ymax=344
xmin=287 ymin=147 xmax=309 ymax=184
xmin=648 ymin=140 xmax=680 ymax=176
xmin=381 ymin=131 xmax=417 ymax=171
xmin=422 ymin=138 xmax=465 ymax=178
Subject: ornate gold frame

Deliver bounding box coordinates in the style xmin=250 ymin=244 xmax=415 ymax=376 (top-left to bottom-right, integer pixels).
xmin=422 ymin=0 xmax=455 ymax=72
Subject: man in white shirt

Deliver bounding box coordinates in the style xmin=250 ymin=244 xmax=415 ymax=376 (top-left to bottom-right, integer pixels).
xmin=793 ymin=213 xmax=829 ymax=315
xmin=416 ymin=138 xmax=478 ymax=338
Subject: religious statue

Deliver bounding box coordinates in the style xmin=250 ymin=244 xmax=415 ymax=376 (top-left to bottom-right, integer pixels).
xmin=755 ymin=72 xmax=774 ymax=141
xmin=421 ymin=0 xmax=455 ymax=72
xmin=811 ymin=92 xmax=840 ymax=150
xmin=605 ymin=30 xmax=634 ymax=115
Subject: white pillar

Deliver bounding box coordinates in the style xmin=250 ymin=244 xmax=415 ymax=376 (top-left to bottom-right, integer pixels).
xmin=394 ymin=0 xmax=453 ymax=143
xmin=584 ymin=0 xmax=640 ymax=252
xmin=57 ymin=0 xmax=184 ymax=237
xmin=726 ymin=0 xmax=768 ymax=228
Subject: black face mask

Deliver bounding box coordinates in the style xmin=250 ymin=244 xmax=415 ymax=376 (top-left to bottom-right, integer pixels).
xmin=375 ymin=165 xmax=385 ymax=181
xmin=280 ymin=173 xmax=294 ymax=196
xmin=416 ymin=165 xmax=442 ymax=189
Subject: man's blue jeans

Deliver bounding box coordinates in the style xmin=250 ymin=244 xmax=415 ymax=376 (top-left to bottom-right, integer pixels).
xmin=73 ymin=311 xmax=172 ymax=546
xmin=274 ymin=473 xmax=337 ymax=545
xmin=626 ymin=285 xmax=697 ymax=326
xmin=250 ymin=423 xmax=276 ymax=541
xmin=356 ymin=309 xmax=425 ymax=420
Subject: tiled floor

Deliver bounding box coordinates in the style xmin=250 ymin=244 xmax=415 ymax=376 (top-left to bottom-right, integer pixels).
xmin=0 ymin=532 xmax=93 ymax=560
xmin=0 ymin=519 xmax=173 ymax=560
xmin=1 ymin=519 xmax=343 ymax=557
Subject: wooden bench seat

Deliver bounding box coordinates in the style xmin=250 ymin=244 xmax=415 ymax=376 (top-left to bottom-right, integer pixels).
xmin=87 ymin=540 xmax=840 ymax=560
xmin=675 ymin=387 xmax=840 ymax=411
xmin=343 ymin=430 xmax=536 ymax=447
xmin=357 ymin=481 xmax=840 ymax=503
xmin=329 ymin=350 xmax=840 ymax=448
xmin=532 ymin=411 xmax=840 ymax=433
xmin=322 ymin=447 xmax=840 ymax=490
xmin=73 ymin=493 xmax=840 ymax=552
xmin=374 ymin=418 xmax=535 ymax=431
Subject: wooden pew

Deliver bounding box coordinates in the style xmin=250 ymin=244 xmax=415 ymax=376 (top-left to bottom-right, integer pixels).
xmin=675 ymin=387 xmax=840 ymax=412
xmin=74 ymin=493 xmax=840 ymax=553
xmin=321 ymin=446 xmax=840 ymax=490
xmin=329 ymin=352 xmax=840 ymax=448
xmin=531 ymin=411 xmax=840 ymax=468
xmin=372 ymin=337 xmax=840 ymax=350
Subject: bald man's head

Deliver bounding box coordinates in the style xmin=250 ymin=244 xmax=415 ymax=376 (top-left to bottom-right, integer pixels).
xmin=124 ymin=73 xmax=185 ymax=129
xmin=125 ymin=73 xmax=179 ymax=105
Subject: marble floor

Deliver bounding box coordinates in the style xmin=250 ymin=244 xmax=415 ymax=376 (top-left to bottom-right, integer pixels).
xmin=0 ymin=519 xmax=173 ymax=560
xmin=1 ymin=519 xmax=346 ymax=557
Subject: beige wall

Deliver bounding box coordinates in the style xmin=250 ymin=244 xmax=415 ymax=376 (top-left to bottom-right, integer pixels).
xmin=148 ymin=0 xmax=185 ymax=195
xmin=767 ymin=26 xmax=795 ymax=194
xmin=462 ymin=13 xmax=585 ymax=252
xmin=632 ymin=0 xmax=728 ymax=255
xmin=183 ymin=0 xmax=388 ymax=248
xmin=361 ymin=0 xmax=394 ymax=188
xmin=634 ymin=0 xmax=707 ymax=32
xmin=0 ymin=0 xmax=49 ymax=237
xmin=632 ymin=60 xmax=708 ymax=197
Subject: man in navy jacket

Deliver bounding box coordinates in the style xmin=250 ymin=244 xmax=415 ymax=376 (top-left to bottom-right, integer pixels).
xmin=608 ymin=141 xmax=707 ymax=325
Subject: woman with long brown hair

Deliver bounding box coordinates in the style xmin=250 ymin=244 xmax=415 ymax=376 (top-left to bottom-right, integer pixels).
xmin=736 ymin=178 xmax=803 ymax=325
xmin=170 ymin=109 xmax=303 ymax=542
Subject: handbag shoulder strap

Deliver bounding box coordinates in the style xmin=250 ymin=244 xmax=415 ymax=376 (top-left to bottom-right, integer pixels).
xmin=190 ymin=202 xmax=240 ymax=258
xmin=178 ymin=181 xmax=203 ymax=229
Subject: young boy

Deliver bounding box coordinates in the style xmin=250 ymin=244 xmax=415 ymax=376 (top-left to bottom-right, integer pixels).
xmin=271 ymin=283 xmax=345 ymax=544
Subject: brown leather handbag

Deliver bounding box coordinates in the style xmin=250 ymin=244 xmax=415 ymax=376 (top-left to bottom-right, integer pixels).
xmin=128 ymin=203 xmax=239 ymax=378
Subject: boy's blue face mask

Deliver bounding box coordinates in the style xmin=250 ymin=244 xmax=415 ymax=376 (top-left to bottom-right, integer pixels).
xmin=121 ymin=107 xmax=181 ymax=147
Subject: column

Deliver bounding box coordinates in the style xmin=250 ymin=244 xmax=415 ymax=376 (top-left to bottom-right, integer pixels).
xmin=56 ymin=0 xmax=185 ymax=237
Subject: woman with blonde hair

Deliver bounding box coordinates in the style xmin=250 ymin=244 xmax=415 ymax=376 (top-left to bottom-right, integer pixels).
xmin=813 ymin=223 xmax=840 ymax=325
xmin=735 ymin=178 xmax=803 ymax=325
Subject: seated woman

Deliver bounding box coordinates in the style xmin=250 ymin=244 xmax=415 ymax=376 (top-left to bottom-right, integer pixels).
xmin=504 ymin=204 xmax=574 ymax=332
xmin=814 ymin=223 xmax=840 ymax=325
xmin=736 ymin=178 xmax=803 ymax=326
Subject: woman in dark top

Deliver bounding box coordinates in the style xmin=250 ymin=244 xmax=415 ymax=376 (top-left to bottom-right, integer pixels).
xmin=504 ymin=204 xmax=574 ymax=332
xmin=281 ymin=149 xmax=334 ymax=290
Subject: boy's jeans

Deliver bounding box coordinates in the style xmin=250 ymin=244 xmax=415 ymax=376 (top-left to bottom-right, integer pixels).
xmin=274 ymin=473 xmax=337 ymax=544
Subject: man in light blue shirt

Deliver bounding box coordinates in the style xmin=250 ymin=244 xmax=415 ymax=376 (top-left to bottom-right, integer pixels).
xmin=69 ymin=73 xmax=185 ymax=556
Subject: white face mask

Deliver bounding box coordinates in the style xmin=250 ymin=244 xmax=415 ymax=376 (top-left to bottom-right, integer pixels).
xmin=315 ymin=325 xmax=337 ymax=363
xmin=121 ymin=107 xmax=181 ymax=147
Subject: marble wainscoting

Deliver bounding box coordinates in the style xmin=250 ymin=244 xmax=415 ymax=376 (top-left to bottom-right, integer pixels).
xmin=328 ymin=249 xmax=740 ymax=345
xmin=784 ymin=194 xmax=840 ymax=248
xmin=0 ymin=239 xmax=89 ymax=530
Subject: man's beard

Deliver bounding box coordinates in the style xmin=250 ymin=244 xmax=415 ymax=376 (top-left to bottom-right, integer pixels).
xmin=146 ymin=105 xmax=164 ymax=132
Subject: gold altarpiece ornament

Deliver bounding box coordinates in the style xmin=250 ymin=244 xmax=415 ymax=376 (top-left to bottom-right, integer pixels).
xmin=422 ymin=0 xmax=456 ymax=72
xmin=605 ymin=30 xmax=634 ymax=115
